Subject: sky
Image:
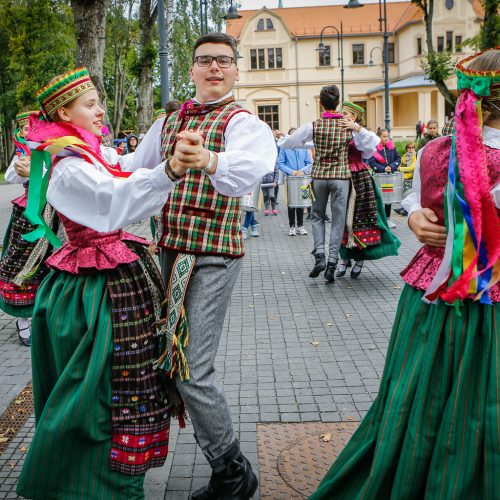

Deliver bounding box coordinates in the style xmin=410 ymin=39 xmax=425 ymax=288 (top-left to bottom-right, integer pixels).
xmin=238 ymin=0 xmax=405 ymax=9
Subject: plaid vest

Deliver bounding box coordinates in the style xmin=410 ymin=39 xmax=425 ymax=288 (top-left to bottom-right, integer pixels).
xmin=160 ymin=100 xmax=248 ymax=256
xmin=312 ymin=118 xmax=352 ymax=179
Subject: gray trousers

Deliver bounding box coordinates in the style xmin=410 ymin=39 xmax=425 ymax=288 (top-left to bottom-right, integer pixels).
xmin=160 ymin=251 xmax=242 ymax=460
xmin=311 ymin=178 xmax=350 ymax=262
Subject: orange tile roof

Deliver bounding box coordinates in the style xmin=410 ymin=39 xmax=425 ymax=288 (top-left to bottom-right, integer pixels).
xmin=226 ymin=2 xmax=423 ymax=40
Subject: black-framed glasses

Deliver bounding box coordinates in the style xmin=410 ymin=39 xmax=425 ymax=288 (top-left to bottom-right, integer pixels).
xmin=194 ymin=55 xmax=235 ymax=68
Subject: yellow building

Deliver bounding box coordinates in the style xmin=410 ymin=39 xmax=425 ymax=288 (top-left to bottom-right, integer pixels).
xmin=226 ymin=1 xmax=485 ymax=138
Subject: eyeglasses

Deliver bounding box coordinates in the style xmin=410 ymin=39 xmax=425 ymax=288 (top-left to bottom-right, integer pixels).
xmin=194 ymin=55 xmax=235 ymax=68
xmin=407 ymin=146 xmax=415 ymax=149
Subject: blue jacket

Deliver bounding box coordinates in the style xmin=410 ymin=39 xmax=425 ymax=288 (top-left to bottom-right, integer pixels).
xmin=277 ymin=148 xmax=312 ymax=176
xmin=366 ymin=142 xmax=401 ymax=173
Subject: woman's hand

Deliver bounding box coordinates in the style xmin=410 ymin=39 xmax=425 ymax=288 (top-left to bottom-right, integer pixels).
xmin=339 ymin=118 xmax=361 ymax=132
xmin=384 ymin=166 xmax=392 ymax=173
xmin=408 ymin=208 xmax=447 ymax=247
xmin=15 ymin=157 xmax=31 ymax=177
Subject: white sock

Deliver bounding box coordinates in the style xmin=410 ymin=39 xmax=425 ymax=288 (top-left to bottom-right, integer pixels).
xmin=17 ymin=318 xmax=31 ymax=338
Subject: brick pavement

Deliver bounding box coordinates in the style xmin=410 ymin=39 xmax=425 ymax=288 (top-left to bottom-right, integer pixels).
xmin=0 ymin=183 xmax=421 ymax=498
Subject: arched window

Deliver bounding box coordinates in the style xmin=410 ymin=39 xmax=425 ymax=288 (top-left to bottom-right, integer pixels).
xmin=266 ymin=18 xmax=274 ymax=30
xmin=257 ymin=18 xmax=264 ymax=30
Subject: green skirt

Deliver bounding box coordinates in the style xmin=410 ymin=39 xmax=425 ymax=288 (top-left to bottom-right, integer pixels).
xmin=311 ymin=285 xmax=500 ymax=499
xmin=17 ymin=271 xmax=144 ymax=500
xmin=340 ymin=178 xmax=400 ymax=262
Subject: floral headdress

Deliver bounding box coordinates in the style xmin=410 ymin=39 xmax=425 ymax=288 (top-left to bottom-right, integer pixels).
xmin=425 ymin=48 xmax=500 ymax=306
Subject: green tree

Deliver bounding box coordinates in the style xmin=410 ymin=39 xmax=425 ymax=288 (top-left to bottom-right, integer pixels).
xmin=0 ymin=0 xmax=76 ymax=167
xmin=411 ymin=0 xmax=457 ymax=106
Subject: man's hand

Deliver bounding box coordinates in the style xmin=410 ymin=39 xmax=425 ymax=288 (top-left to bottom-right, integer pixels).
xmin=338 ymin=118 xmax=361 ymax=132
xmin=15 ymin=157 xmax=30 ymax=178
xmin=384 ymin=166 xmax=392 ymax=173
xmin=408 ymin=208 xmax=447 ymax=247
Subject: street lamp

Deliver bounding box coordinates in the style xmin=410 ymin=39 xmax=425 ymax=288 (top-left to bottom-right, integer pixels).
xmin=200 ymin=0 xmax=208 ymax=34
xmin=368 ymin=46 xmax=383 ymax=66
xmin=345 ymin=0 xmax=391 ymax=131
xmin=316 ymin=24 xmax=344 ymax=102
xmin=154 ymin=0 xmax=170 ymax=106
xmin=223 ymin=1 xmax=242 ymax=21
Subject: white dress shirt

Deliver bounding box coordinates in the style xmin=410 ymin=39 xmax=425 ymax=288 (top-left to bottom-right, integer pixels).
xmin=402 ymin=126 xmax=500 ymax=215
xmin=277 ymin=122 xmax=378 ymax=157
xmin=131 ymin=92 xmax=276 ymax=197
xmin=47 ymin=146 xmax=176 ymax=233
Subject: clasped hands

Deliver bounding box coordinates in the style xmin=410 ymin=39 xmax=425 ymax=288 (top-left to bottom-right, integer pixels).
xmin=169 ymin=131 xmax=216 ymax=177
xmin=15 ymin=157 xmax=31 ymax=178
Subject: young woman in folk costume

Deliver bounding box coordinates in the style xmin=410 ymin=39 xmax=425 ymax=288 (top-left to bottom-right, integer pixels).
xmin=16 ymin=68 xmax=193 ymax=499
xmin=311 ymin=48 xmax=500 ymax=500
xmin=336 ymin=102 xmax=400 ymax=280
xmin=0 ymin=110 xmax=56 ymax=346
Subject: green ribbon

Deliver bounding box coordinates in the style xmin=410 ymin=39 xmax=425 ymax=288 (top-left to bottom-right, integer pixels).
xmin=456 ymin=71 xmax=500 ymax=96
xmin=23 ymin=149 xmax=62 ymax=248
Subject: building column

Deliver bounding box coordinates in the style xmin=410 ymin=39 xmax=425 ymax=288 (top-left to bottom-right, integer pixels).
xmin=437 ymin=93 xmax=446 ymax=126
xmin=418 ymin=91 xmax=432 ymax=123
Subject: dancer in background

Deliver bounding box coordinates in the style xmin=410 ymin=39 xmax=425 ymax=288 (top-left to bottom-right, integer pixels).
xmin=0 ymin=110 xmax=54 ymax=346
xmin=336 ymin=102 xmax=400 ymax=280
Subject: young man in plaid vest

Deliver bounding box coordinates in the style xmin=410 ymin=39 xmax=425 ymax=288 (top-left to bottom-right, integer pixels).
xmin=133 ymin=33 xmax=276 ymax=499
xmin=278 ymin=86 xmax=354 ymax=282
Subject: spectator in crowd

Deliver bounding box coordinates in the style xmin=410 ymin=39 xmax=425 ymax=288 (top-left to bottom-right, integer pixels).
xmin=366 ymin=128 xmax=401 ymax=228
xmin=417 ymin=119 xmax=440 ymax=151
xmin=277 ymin=127 xmax=312 ymax=235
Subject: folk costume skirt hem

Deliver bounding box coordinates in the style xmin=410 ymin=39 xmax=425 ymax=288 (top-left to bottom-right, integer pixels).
xmin=340 ymin=177 xmax=400 ymax=262
xmin=16 ymin=271 xmax=145 ymax=500
xmin=310 ymin=285 xmax=500 ymax=500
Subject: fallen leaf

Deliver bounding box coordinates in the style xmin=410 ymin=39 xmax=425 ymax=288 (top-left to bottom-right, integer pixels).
xmin=394 ymin=285 xmax=401 ymax=289
xmin=346 ymin=286 xmax=353 ymax=289
xmin=320 ymin=433 xmax=332 ymax=442
xmin=311 ymin=341 xmax=320 ymax=347
xmin=0 ymin=437 xmax=9 ymax=444
xmin=326 ymin=323 xmax=333 ymax=326
xmin=248 ymin=304 xmax=254 ymax=308
xmin=368 ymin=345 xmax=376 ymax=350
xmin=345 ymin=314 xmax=353 ymax=318
xmin=19 ymin=447 xmax=28 ymax=453
xmin=15 ymin=399 xmax=23 ymax=405
xmin=346 ymin=416 xmax=355 ymax=421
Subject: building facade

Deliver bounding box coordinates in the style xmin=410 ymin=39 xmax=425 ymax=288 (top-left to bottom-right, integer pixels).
xmin=225 ymin=1 xmax=485 ymax=138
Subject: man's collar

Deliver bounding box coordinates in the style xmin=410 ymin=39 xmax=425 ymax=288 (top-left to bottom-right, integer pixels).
xmin=192 ymin=91 xmax=233 ymax=105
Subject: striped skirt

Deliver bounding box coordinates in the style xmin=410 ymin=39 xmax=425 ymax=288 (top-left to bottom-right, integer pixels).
xmin=311 ymin=285 xmax=500 ymax=499
xmin=16 ymin=254 xmax=168 ymax=499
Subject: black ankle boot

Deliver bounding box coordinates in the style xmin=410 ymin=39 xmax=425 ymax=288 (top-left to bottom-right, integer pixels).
xmin=191 ymin=442 xmax=258 ymax=500
xmin=324 ymin=261 xmax=337 ymax=283
xmin=309 ymin=253 xmax=326 ymax=278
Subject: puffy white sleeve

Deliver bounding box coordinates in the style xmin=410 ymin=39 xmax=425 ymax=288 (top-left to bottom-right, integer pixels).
xmin=277 ymin=123 xmax=314 ymax=150
xmin=207 ymin=113 xmax=277 ymax=197
xmin=47 ymin=156 xmax=176 ymax=232
xmin=5 ymin=156 xmax=27 ymax=185
xmin=117 ymin=118 xmax=164 ymax=172
xmin=352 ymin=128 xmax=380 ymax=158
xmin=492 ymin=183 xmax=500 ymax=209
xmin=401 ymin=148 xmax=423 ymax=215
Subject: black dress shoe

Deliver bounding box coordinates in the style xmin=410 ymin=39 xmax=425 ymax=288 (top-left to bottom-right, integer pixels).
xmin=336 ymin=260 xmax=351 ymax=278
xmin=309 ymin=253 xmax=326 ymax=278
xmin=324 ymin=261 xmax=337 ymax=283
xmin=16 ymin=319 xmax=31 ymax=347
xmin=351 ymin=261 xmax=364 ymax=279
xmin=191 ymin=442 xmax=258 ymax=500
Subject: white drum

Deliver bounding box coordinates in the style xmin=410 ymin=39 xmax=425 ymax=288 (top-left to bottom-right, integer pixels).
xmin=373 ymin=172 xmax=404 ymax=204
xmin=286 ymin=175 xmax=312 ymax=208
xmin=241 ymin=183 xmax=261 ymax=212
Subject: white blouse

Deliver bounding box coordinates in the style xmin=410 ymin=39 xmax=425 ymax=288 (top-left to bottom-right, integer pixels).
xmin=5 ymin=156 xmax=27 ymax=185
xmin=402 ymin=126 xmax=500 ymax=214
xmin=47 ymin=146 xmax=176 ymax=233
xmin=132 ymin=93 xmax=276 ymax=197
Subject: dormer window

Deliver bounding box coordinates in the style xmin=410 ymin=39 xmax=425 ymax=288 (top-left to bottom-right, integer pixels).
xmin=257 ymin=18 xmax=274 ymax=31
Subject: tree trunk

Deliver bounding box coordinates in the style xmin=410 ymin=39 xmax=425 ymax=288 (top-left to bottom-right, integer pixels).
xmin=136 ymin=0 xmax=156 ymax=134
xmin=71 ymin=0 xmax=111 ymax=99
xmin=166 ymin=0 xmax=174 ymax=95
xmin=482 ymin=0 xmax=500 ymax=49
